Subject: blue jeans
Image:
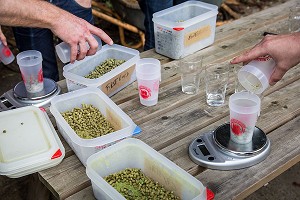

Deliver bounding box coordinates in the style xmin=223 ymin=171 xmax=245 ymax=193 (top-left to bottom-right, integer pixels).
xmin=138 ymin=0 xmax=221 ymax=51
xmin=13 ymin=0 xmax=93 ymax=81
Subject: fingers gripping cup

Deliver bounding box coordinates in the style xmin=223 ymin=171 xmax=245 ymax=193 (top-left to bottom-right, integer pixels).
xmin=17 ymin=50 xmax=44 ymax=94
xmin=136 ymin=58 xmax=161 ymax=106
xmin=0 ymin=41 xmax=15 ymax=65
xmin=238 ymin=55 xmax=275 ymax=94
xmin=229 ymin=92 xmax=261 ymax=144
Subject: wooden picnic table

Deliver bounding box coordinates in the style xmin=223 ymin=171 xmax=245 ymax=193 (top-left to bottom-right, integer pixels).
xmin=38 ymin=0 xmax=300 ymax=199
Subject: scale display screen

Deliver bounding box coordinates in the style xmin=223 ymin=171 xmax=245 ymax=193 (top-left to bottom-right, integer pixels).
xmin=198 ymin=144 xmax=210 ymax=156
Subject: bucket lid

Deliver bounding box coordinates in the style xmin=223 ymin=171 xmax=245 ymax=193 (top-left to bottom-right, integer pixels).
xmin=0 ymin=106 xmax=64 ymax=175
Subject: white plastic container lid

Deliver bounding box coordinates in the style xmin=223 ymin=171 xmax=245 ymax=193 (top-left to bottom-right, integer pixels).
xmin=0 ymin=106 xmax=65 ymax=177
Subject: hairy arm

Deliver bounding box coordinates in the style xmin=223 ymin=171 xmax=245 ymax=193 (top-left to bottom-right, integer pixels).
xmin=231 ymin=33 xmax=300 ymax=85
xmin=0 ymin=0 xmax=113 ymax=62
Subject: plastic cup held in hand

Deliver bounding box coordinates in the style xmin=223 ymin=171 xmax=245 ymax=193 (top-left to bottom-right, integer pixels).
xmin=0 ymin=40 xmax=15 ymax=65
xmin=136 ymin=58 xmax=161 ymax=106
xmin=238 ymin=55 xmax=275 ymax=94
xmin=55 ymin=35 xmax=102 ymax=63
xmin=229 ymin=92 xmax=261 ymax=144
xmin=17 ymin=50 xmax=44 ymax=94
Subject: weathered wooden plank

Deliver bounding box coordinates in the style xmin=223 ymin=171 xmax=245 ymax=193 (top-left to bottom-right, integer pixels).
xmin=39 ymin=155 xmax=90 ymax=200
xmin=65 ymin=186 xmax=95 ymax=200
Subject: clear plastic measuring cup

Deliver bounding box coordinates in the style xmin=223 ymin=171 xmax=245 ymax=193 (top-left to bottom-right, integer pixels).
xmin=0 ymin=40 xmax=15 ymax=65
xmin=229 ymin=91 xmax=261 ymax=144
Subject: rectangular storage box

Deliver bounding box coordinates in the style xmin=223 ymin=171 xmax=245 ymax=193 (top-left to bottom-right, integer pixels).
xmin=50 ymin=87 xmax=137 ymax=166
xmin=86 ymin=138 xmax=207 ymax=200
xmin=0 ymin=106 xmax=65 ymax=178
xmin=152 ymin=1 xmax=218 ymax=59
xmin=63 ymin=44 xmax=140 ymax=97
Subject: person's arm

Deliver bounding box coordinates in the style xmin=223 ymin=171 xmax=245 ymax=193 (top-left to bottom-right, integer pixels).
xmin=0 ymin=26 xmax=7 ymax=46
xmin=231 ymin=32 xmax=300 ymax=85
xmin=0 ymin=0 xmax=113 ymax=63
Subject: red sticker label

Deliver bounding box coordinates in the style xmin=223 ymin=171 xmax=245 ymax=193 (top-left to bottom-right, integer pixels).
xmin=173 ymin=27 xmax=184 ymax=31
xmin=51 ymin=149 xmax=62 ymax=159
xmin=230 ymin=119 xmax=246 ymax=136
xmin=38 ymin=68 xmax=44 ymax=83
xmin=255 ymin=55 xmax=271 ymax=61
xmin=139 ymin=85 xmax=151 ymax=99
xmin=2 ymin=47 xmax=11 ymax=57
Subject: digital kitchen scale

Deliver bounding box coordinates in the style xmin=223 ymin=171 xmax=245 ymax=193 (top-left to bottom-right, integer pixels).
xmin=189 ymin=123 xmax=270 ymax=170
xmin=0 ymin=78 xmax=61 ymax=112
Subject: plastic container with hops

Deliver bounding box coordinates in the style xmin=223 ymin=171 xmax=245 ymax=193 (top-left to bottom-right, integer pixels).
xmin=50 ymin=87 xmax=139 ymax=166
xmin=86 ymin=138 xmax=209 ymax=200
xmin=0 ymin=106 xmax=65 ymax=178
xmin=238 ymin=55 xmax=276 ymax=94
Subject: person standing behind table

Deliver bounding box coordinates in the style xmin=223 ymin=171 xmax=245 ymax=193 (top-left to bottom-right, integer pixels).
xmin=0 ymin=0 xmax=113 ymax=82
xmin=138 ymin=0 xmax=223 ymax=51
xmin=231 ymin=32 xmax=300 ymax=86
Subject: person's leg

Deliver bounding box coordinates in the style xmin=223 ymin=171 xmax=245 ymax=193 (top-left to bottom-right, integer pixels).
xmin=139 ymin=0 xmax=173 ymax=51
xmin=12 ymin=27 xmax=59 ymax=81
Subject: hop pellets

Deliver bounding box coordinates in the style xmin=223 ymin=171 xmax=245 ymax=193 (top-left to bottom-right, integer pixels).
xmin=61 ymin=104 xmax=115 ymax=139
xmin=85 ymin=58 xmax=126 ymax=79
xmin=104 ymin=168 xmax=180 ymax=200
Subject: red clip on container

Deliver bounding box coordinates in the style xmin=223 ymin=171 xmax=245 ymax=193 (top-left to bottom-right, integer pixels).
xmin=0 ymin=40 xmax=15 ymax=65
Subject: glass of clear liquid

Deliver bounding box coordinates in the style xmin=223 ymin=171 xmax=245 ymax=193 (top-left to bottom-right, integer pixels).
xmin=205 ymin=62 xmax=229 ymax=106
xmin=179 ymin=57 xmax=203 ymax=95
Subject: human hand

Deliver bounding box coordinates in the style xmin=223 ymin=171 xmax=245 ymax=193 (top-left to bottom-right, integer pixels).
xmin=0 ymin=26 xmax=8 ymax=46
xmin=231 ymin=33 xmax=300 ymax=85
xmin=51 ymin=11 xmax=113 ymax=63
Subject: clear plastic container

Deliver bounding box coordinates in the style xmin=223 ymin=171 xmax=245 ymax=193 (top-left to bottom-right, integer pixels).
xmin=63 ymin=44 xmax=140 ymax=97
xmin=55 ymin=35 xmax=102 ymax=64
xmin=86 ymin=138 xmax=207 ymax=200
xmin=0 ymin=106 xmax=65 ymax=178
xmin=152 ymin=1 xmax=218 ymax=59
xmin=50 ymin=87 xmax=137 ymax=166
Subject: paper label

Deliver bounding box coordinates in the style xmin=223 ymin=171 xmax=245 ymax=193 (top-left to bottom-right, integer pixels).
xmin=184 ymin=25 xmax=211 ymax=47
xmin=101 ymin=65 xmax=135 ymax=96
xmin=106 ymin=108 xmax=122 ymax=130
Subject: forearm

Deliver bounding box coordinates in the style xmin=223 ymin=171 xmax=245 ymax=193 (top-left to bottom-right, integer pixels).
xmin=0 ymin=0 xmax=65 ymax=30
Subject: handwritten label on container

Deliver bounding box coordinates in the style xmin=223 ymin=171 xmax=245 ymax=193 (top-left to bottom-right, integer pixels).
xmin=184 ymin=25 xmax=211 ymax=47
xmin=101 ymin=65 xmax=135 ymax=96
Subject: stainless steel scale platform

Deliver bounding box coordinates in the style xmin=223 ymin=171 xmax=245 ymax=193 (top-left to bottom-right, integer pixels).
xmin=189 ymin=123 xmax=270 ymax=170
xmin=0 ymin=78 xmax=61 ymax=111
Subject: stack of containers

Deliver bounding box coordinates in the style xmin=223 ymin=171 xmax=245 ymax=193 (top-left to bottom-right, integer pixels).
xmin=0 ymin=106 xmax=65 ymax=178
xmin=86 ymin=138 xmax=208 ymax=200
xmin=152 ymin=1 xmax=218 ymax=59
xmin=50 ymin=87 xmax=138 ymax=166
xmin=63 ymin=44 xmax=140 ymax=97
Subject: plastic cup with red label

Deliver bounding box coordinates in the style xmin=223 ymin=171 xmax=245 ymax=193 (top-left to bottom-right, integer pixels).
xmin=0 ymin=40 xmax=15 ymax=65
xmin=238 ymin=55 xmax=275 ymax=95
xmin=17 ymin=50 xmax=44 ymax=94
xmin=135 ymin=58 xmax=161 ymax=106
xmin=229 ymin=91 xmax=261 ymax=144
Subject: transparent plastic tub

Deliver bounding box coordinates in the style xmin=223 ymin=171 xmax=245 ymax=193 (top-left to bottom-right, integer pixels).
xmin=50 ymin=87 xmax=137 ymax=166
xmin=152 ymin=1 xmax=218 ymax=59
xmin=63 ymin=44 xmax=140 ymax=97
xmin=0 ymin=106 xmax=65 ymax=178
xmin=86 ymin=138 xmax=207 ymax=200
